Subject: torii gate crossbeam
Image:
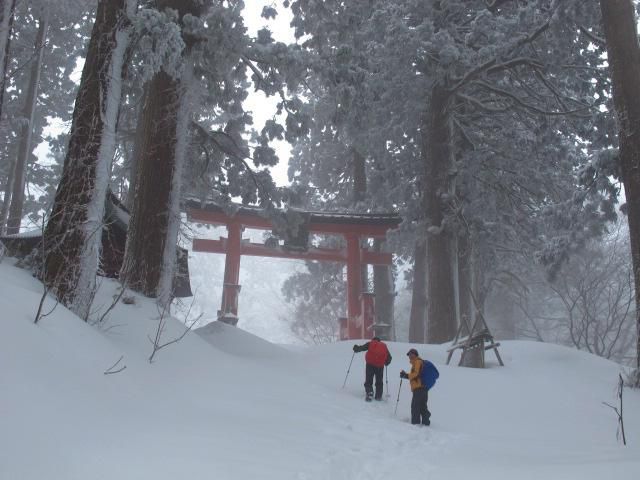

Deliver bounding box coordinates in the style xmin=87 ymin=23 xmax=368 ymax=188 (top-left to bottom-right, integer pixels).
xmin=186 ymin=202 xmax=401 ymax=340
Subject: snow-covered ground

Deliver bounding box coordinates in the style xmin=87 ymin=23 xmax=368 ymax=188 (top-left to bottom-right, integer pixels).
xmin=1 ymin=258 xmax=639 ymax=480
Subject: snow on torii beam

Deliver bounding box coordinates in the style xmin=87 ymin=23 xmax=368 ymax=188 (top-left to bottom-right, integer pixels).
xmin=192 ymin=238 xmax=392 ymax=265
xmin=188 ymin=208 xmax=397 ymax=237
xmin=187 ymin=203 xmax=401 ymax=339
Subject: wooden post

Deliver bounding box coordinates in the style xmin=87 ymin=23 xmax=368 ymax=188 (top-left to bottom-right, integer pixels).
xmin=361 ymin=292 xmax=375 ymax=339
xmin=219 ymin=221 xmax=242 ymax=325
xmin=346 ymin=233 xmax=363 ymax=339
xmin=338 ymin=317 xmax=348 ymax=340
xmin=460 ymin=341 xmax=485 ymax=368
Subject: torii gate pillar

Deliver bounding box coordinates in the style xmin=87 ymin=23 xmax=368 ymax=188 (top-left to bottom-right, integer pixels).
xmin=345 ymin=234 xmax=364 ymax=339
xmin=187 ymin=203 xmax=401 ymax=337
xmin=219 ymin=221 xmax=242 ymax=325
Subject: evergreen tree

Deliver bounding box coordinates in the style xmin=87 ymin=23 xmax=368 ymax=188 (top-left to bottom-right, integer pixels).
xmin=121 ymin=1 xmax=311 ymax=302
xmin=43 ymin=0 xmax=135 ymax=319
xmin=120 ymin=0 xmax=207 ymax=303
xmin=282 ymin=251 xmax=345 ymax=344
xmin=1 ymin=0 xmax=96 ymax=233
xmin=287 ymin=0 xmax=607 ymax=345
xmin=0 ymin=0 xmax=16 ymax=121
xmin=599 ymin=0 xmax=640 ymax=382
xmin=5 ymin=3 xmax=49 ymax=234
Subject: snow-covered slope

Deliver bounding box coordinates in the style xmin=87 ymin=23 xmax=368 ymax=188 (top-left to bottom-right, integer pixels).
xmin=1 ymin=260 xmax=639 ymax=480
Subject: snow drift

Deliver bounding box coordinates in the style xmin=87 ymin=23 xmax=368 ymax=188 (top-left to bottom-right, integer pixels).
xmin=1 ymin=259 xmax=639 ymax=480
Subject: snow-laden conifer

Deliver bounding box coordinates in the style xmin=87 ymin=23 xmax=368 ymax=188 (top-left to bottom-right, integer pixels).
xmin=42 ymin=0 xmax=135 ymax=319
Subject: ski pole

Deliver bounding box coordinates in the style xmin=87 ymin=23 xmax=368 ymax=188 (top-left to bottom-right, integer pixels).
xmin=342 ymin=351 xmax=356 ymax=389
xmin=394 ymin=378 xmax=403 ymax=415
xmin=385 ymin=366 xmax=390 ymax=398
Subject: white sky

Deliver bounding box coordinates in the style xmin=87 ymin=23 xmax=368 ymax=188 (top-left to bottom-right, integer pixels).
xmin=242 ymin=1 xmax=296 ymax=186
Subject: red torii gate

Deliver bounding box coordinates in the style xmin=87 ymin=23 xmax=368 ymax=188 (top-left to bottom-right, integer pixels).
xmin=186 ymin=202 xmax=401 ymax=340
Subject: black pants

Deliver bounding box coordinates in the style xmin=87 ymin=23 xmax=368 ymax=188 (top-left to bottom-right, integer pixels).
xmin=411 ymin=387 xmax=431 ymax=425
xmin=364 ymin=364 xmax=384 ymax=399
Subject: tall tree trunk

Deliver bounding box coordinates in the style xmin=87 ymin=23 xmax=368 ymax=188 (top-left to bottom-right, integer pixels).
xmin=125 ymin=90 xmax=145 ymax=210
xmin=0 ymin=0 xmax=16 ymax=232
xmin=353 ymin=148 xmax=396 ymax=340
xmin=0 ymin=0 xmax=16 ymax=120
xmin=459 ymin=234 xmax=486 ymax=367
xmin=408 ymin=237 xmax=427 ymax=342
xmin=352 ymin=146 xmax=366 ymax=204
xmin=43 ymin=0 xmax=134 ymax=319
xmin=352 ymin=147 xmax=369 ymax=291
xmin=423 ymin=83 xmax=457 ymax=343
xmin=373 ymin=238 xmax=395 ymax=340
xmin=458 ymin=229 xmax=472 ymax=337
xmin=6 ymin=6 xmax=49 ymax=234
xmin=600 ymin=0 xmax=640 ymax=376
xmin=0 ymin=156 xmax=13 ymax=234
xmin=120 ymin=71 xmax=183 ymax=299
xmin=121 ymin=0 xmax=203 ymax=304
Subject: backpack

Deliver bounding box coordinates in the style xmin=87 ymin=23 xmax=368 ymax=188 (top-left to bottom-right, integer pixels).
xmin=420 ymin=360 xmax=439 ymax=390
xmin=365 ymin=340 xmax=389 ymax=368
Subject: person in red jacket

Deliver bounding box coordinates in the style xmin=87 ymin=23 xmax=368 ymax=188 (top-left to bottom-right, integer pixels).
xmin=353 ymin=337 xmax=392 ymax=401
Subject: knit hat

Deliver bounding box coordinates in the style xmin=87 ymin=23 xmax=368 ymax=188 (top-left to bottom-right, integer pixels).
xmin=406 ymin=348 xmax=419 ymax=356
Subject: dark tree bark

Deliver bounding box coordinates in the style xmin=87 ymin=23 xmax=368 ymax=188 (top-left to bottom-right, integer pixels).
xmin=0 ymin=0 xmax=16 ymax=120
xmin=352 ymin=147 xmax=367 ymax=204
xmin=0 ymin=0 xmax=16 ymax=233
xmin=6 ymin=6 xmax=49 ymax=234
xmin=373 ymin=238 xmax=395 ymax=340
xmin=125 ymin=90 xmax=145 ymax=210
xmin=408 ymin=238 xmax=427 ymax=342
xmin=459 ymin=232 xmax=488 ymax=367
xmin=458 ymin=230 xmax=473 ymax=337
xmin=0 ymin=157 xmax=13 ymax=234
xmin=121 ymin=0 xmax=204 ymax=302
xmin=120 ymin=71 xmax=182 ymax=297
xmin=422 ymin=83 xmax=457 ymax=343
xmin=43 ymin=0 xmax=133 ymax=318
xmin=352 ymin=147 xmax=369 ymax=291
xmin=600 ymin=0 xmax=640 ymax=375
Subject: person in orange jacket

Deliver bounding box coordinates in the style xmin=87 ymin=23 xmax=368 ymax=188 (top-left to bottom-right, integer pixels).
xmin=400 ymin=348 xmax=431 ymax=425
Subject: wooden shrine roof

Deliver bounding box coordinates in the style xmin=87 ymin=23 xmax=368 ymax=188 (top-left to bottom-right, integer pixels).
xmin=1 ymin=191 xmax=193 ymax=298
xmin=184 ymin=199 xmax=402 ymax=236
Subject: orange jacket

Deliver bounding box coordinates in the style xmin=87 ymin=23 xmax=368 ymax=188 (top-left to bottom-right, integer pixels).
xmin=407 ymin=357 xmax=424 ymax=391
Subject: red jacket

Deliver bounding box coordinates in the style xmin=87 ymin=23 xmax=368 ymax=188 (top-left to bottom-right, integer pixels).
xmin=363 ymin=339 xmax=391 ymax=368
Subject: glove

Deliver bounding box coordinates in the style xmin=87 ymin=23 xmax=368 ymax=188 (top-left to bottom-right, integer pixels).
xmin=400 ymin=371 xmax=408 ymax=379
xmin=353 ymin=344 xmax=359 ymax=352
